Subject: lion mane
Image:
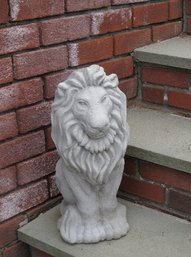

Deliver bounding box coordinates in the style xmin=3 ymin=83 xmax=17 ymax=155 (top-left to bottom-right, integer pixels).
xmin=51 ymin=65 xmax=129 ymax=185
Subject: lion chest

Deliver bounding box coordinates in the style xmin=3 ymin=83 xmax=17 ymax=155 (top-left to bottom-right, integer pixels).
xmin=63 ymin=144 xmax=122 ymax=184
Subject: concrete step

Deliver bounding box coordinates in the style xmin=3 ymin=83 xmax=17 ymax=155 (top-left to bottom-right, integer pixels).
xmin=132 ymin=35 xmax=191 ymax=116
xmin=134 ymin=36 xmax=191 ymax=70
xmin=126 ymin=106 xmax=191 ymax=175
xmin=18 ymin=199 xmax=191 ymax=257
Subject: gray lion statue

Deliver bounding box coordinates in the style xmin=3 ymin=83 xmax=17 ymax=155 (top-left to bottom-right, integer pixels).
xmin=51 ymin=64 xmax=129 ymax=244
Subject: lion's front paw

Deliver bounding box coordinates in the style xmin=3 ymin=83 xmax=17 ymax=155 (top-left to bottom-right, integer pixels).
xmin=59 ymin=205 xmax=84 ymax=244
xmin=58 ymin=205 xmax=106 ymax=244
xmin=103 ymin=203 xmax=129 ymax=240
xmin=58 ymin=202 xmax=129 ymax=244
xmin=83 ymin=221 xmax=106 ymax=243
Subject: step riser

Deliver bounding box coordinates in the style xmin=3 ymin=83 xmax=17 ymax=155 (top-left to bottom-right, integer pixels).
xmin=185 ymin=0 xmax=191 ymax=34
xmin=120 ymin=156 xmax=191 ymax=221
xmin=138 ymin=64 xmax=191 ymax=114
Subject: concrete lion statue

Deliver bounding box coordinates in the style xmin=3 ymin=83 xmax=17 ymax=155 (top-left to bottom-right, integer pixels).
xmin=51 ymin=64 xmax=129 ymax=244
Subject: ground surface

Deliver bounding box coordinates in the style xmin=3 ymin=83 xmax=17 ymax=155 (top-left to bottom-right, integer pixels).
xmin=19 ymin=199 xmax=191 ymax=257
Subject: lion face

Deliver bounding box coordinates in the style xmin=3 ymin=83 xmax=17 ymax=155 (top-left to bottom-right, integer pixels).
xmin=72 ymin=86 xmax=113 ymax=140
xmin=51 ymin=65 xmax=128 ymax=184
xmin=51 ymin=64 xmax=128 ymax=157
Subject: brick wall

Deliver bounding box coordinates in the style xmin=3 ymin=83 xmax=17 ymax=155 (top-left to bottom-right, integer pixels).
xmin=0 ymin=0 xmax=183 ymax=256
xmin=120 ymin=156 xmax=191 ymax=221
xmin=185 ymin=0 xmax=191 ymax=33
xmin=139 ymin=64 xmax=191 ymax=114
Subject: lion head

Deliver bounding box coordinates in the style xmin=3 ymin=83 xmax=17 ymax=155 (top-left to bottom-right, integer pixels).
xmin=51 ymin=65 xmax=129 ymax=185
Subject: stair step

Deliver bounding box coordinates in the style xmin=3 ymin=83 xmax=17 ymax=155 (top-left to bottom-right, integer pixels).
xmin=134 ymin=36 xmax=191 ymax=70
xmin=18 ymin=200 xmax=191 ymax=257
xmin=126 ymin=107 xmax=191 ymax=174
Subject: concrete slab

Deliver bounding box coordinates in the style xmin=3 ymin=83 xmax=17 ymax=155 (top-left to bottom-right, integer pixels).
xmin=18 ymin=200 xmax=191 ymax=257
xmin=134 ymin=36 xmax=191 ymax=70
xmin=127 ymin=107 xmax=191 ymax=174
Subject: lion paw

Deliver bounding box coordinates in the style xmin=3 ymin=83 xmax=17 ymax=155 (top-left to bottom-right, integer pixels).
xmin=83 ymin=222 xmax=106 ymax=243
xmin=103 ymin=203 xmax=129 ymax=240
xmin=58 ymin=203 xmax=129 ymax=244
xmin=58 ymin=205 xmax=106 ymax=244
xmin=59 ymin=205 xmax=84 ymax=244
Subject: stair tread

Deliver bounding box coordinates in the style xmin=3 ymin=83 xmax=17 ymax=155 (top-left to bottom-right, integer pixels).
xmin=134 ymin=36 xmax=191 ymax=70
xmin=127 ymin=107 xmax=191 ymax=174
xmin=18 ymin=200 xmax=191 ymax=257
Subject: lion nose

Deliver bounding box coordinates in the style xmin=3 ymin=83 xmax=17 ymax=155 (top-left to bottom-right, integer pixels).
xmin=91 ymin=121 xmax=108 ymax=131
xmin=90 ymin=112 xmax=109 ymax=131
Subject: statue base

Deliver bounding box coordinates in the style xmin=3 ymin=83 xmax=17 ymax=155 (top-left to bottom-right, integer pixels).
xmin=58 ymin=200 xmax=129 ymax=244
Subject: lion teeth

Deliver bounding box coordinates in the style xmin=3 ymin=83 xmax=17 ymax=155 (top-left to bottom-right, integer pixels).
xmin=99 ymin=142 xmax=105 ymax=152
xmin=94 ymin=143 xmax=99 ymax=153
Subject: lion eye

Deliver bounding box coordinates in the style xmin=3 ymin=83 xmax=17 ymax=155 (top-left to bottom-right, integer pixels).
xmin=77 ymin=100 xmax=88 ymax=107
xmin=101 ymin=95 xmax=108 ymax=103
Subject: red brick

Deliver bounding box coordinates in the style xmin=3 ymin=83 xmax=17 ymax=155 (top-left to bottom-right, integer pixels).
xmin=142 ymin=66 xmax=190 ymax=88
xmin=49 ymin=175 xmax=59 ymax=198
xmin=66 ymin=0 xmax=110 ymax=12
xmin=45 ymin=71 xmax=72 ymax=99
xmin=41 ymin=15 xmax=90 ymax=46
xmin=45 ymin=127 xmax=55 ymax=150
xmin=169 ymin=0 xmax=183 ymax=20
xmin=0 ymin=180 xmax=48 ymax=222
xmin=0 ymin=131 xmax=45 ymax=169
xmin=0 ymin=112 xmax=18 ymax=141
xmin=168 ymin=91 xmax=191 ymax=111
xmin=69 ymin=37 xmax=113 ymax=66
xmin=91 ymin=8 xmax=132 ymax=35
xmin=0 ymin=24 xmax=39 ymax=55
xmin=0 ymin=214 xmax=26 ymax=248
xmin=17 ymin=151 xmax=59 ymax=185
xmin=31 ymin=248 xmax=54 ymax=257
xmin=124 ymin=156 xmax=137 ymax=176
xmin=143 ymin=86 xmax=164 ymax=104
xmin=152 ymin=21 xmax=182 ymax=42
xmin=0 ymin=78 xmax=43 ymax=112
xmin=119 ymin=77 xmax=137 ymax=99
xmin=187 ymin=17 xmax=191 ymax=33
xmin=17 ymin=101 xmax=52 ymax=133
xmin=0 ymin=0 xmax=9 ymax=23
xmin=14 ymin=46 xmax=68 ymax=79
xmin=169 ymin=190 xmax=191 ymax=214
xmin=100 ymin=56 xmax=134 ymax=79
xmin=0 ymin=57 xmax=13 ymax=84
xmin=112 ymin=0 xmax=149 ymax=5
xmin=3 ymin=242 xmax=30 ymax=257
xmin=114 ymin=29 xmax=151 ymax=55
xmin=0 ymin=166 xmax=17 ymax=195
xmin=9 ymin=0 xmax=65 ymax=21
xmin=186 ymin=0 xmax=191 ymax=14
xmin=120 ymin=175 xmax=165 ymax=203
xmin=133 ymin=2 xmax=168 ymax=27
xmin=140 ymin=161 xmax=191 ymax=193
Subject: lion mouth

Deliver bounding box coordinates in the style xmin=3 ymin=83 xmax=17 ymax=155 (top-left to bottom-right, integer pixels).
xmin=88 ymin=131 xmax=107 ymax=139
xmin=86 ymin=126 xmax=110 ymax=140
xmin=72 ymin=123 xmax=117 ymax=153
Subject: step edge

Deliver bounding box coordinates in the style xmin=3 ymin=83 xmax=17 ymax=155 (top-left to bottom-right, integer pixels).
xmin=134 ymin=51 xmax=191 ymax=70
xmin=126 ymin=145 xmax=191 ymax=175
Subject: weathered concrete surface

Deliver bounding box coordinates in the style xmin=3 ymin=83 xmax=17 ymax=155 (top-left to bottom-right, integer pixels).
xmin=127 ymin=107 xmax=191 ymax=174
xmin=134 ymin=36 xmax=191 ymax=70
xmin=18 ymin=200 xmax=191 ymax=257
